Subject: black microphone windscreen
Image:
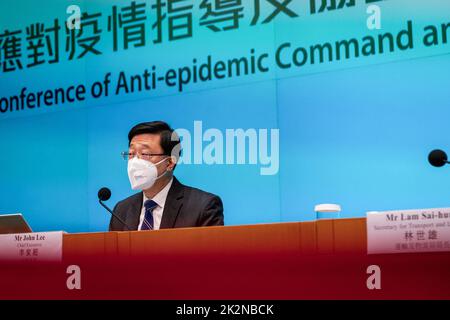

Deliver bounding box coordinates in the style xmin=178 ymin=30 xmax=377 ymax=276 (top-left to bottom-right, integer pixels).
xmin=98 ymin=187 xmax=112 ymax=201
xmin=428 ymin=149 xmax=448 ymax=167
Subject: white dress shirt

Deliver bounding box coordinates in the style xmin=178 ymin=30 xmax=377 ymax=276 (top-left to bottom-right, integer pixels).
xmin=138 ymin=178 xmax=173 ymax=230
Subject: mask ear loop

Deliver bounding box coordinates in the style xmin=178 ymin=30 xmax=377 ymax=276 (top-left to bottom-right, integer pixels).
xmin=154 ymin=157 xmax=170 ymax=180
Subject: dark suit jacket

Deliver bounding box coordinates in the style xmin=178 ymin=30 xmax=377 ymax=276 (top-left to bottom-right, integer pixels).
xmin=109 ymin=177 xmax=224 ymax=231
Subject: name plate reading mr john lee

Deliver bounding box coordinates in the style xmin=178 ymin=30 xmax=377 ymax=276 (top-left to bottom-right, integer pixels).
xmin=0 ymin=231 xmax=63 ymax=262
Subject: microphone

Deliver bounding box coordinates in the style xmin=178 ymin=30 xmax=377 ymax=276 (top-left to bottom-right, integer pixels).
xmin=98 ymin=187 xmax=131 ymax=230
xmin=428 ymin=149 xmax=449 ymax=168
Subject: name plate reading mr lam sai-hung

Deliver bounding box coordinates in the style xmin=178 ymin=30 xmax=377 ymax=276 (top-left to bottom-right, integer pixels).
xmin=367 ymin=208 xmax=450 ymax=254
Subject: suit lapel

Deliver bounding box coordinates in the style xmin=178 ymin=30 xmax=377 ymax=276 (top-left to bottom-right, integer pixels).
xmin=159 ymin=177 xmax=184 ymax=229
xmin=126 ymin=192 xmax=143 ymax=230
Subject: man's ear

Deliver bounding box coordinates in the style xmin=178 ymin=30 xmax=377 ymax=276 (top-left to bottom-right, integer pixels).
xmin=167 ymin=156 xmax=177 ymax=171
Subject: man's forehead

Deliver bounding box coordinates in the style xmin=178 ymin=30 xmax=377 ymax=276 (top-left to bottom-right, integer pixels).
xmin=130 ymin=134 xmax=161 ymax=148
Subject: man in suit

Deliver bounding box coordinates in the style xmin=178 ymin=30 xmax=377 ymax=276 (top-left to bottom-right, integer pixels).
xmin=109 ymin=121 xmax=224 ymax=231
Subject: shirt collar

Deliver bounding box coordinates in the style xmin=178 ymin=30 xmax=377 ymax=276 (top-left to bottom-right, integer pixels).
xmin=142 ymin=177 xmax=174 ymax=208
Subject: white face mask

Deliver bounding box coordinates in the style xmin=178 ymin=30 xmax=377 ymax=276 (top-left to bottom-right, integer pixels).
xmin=127 ymin=157 xmax=168 ymax=191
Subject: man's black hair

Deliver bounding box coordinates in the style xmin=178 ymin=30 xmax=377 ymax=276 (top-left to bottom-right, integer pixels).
xmin=128 ymin=121 xmax=181 ymax=157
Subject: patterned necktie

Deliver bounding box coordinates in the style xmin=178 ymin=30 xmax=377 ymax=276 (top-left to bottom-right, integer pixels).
xmin=140 ymin=200 xmax=158 ymax=230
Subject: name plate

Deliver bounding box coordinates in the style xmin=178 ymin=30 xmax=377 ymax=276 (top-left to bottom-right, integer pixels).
xmin=367 ymin=208 xmax=450 ymax=254
xmin=0 ymin=231 xmax=63 ymax=262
